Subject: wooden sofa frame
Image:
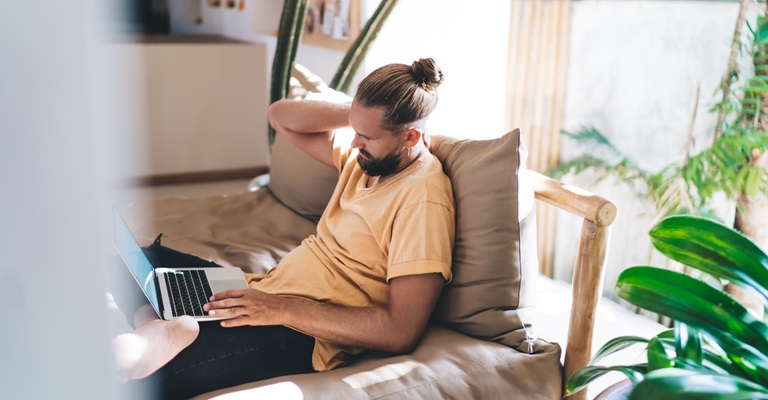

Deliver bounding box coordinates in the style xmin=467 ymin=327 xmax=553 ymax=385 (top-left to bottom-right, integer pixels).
xmin=530 ymin=171 xmax=617 ymax=400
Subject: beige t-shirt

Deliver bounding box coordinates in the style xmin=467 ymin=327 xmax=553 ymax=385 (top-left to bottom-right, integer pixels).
xmin=249 ymin=134 xmax=455 ymax=371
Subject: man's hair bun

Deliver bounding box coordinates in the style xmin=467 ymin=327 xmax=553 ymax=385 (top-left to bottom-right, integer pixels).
xmin=411 ymin=58 xmax=444 ymax=91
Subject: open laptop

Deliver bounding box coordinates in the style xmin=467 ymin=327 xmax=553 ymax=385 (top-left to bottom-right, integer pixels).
xmin=112 ymin=208 xmax=248 ymax=321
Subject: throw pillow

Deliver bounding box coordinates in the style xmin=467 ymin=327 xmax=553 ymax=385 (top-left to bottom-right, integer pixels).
xmin=430 ymin=130 xmax=542 ymax=353
xmin=267 ymin=64 xmax=350 ymax=221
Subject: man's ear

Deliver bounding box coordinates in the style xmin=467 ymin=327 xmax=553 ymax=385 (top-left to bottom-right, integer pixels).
xmin=403 ymin=128 xmax=423 ymax=147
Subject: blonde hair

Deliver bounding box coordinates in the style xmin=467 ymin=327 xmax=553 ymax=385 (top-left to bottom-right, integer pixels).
xmin=354 ymin=58 xmax=444 ymax=132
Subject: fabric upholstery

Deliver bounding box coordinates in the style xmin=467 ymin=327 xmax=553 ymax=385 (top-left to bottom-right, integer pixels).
xmin=191 ymin=324 xmax=562 ymax=400
xmin=430 ymin=131 xmax=542 ymax=353
xmin=123 ymin=189 xmax=317 ymax=275
xmin=267 ymin=64 xmax=350 ymax=222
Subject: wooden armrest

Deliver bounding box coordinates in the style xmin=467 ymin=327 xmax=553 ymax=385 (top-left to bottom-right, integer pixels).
xmin=529 ymin=171 xmax=617 ymax=400
xmin=530 ymin=171 xmax=616 ymax=226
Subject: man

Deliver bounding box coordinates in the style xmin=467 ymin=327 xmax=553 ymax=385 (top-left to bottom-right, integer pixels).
xmin=115 ymin=57 xmax=455 ymax=399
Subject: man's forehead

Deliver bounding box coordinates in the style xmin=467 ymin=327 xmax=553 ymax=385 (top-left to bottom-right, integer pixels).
xmin=349 ymin=101 xmax=388 ymax=136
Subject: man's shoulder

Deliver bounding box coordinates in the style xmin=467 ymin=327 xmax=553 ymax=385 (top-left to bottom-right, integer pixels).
xmin=398 ymin=153 xmax=454 ymax=209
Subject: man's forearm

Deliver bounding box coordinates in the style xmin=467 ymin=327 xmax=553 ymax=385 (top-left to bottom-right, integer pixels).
xmin=269 ymin=99 xmax=351 ymax=135
xmin=278 ymin=297 xmax=420 ymax=354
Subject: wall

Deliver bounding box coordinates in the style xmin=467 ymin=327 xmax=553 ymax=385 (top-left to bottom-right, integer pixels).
xmin=554 ymin=1 xmax=760 ymax=298
xmin=168 ymin=0 xmax=513 ymax=140
xmin=119 ymin=38 xmax=269 ymax=176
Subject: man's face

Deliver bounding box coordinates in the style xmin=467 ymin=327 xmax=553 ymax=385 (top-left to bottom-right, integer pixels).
xmin=348 ymin=101 xmax=407 ymax=177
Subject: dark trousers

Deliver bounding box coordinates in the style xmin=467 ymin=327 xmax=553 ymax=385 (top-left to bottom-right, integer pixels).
xmin=109 ymin=254 xmax=315 ymax=399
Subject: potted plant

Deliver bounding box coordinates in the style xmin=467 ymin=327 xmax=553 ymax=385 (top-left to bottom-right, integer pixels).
xmin=566 ymin=215 xmax=768 ymax=398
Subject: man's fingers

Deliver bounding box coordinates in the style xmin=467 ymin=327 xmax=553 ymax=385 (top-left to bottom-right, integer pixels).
xmin=220 ymin=316 xmax=250 ymax=328
xmin=204 ymin=297 xmax=240 ymax=311
xmin=210 ymin=289 xmax=246 ymax=301
xmin=207 ymin=305 xmax=244 ymax=318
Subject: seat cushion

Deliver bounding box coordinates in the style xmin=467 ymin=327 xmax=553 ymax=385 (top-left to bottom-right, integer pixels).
xmin=122 ymin=189 xmax=317 ymax=275
xmin=191 ymin=324 xmax=562 ymax=400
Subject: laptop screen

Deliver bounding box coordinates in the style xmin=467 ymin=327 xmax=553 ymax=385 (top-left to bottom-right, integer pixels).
xmin=112 ymin=209 xmax=161 ymax=314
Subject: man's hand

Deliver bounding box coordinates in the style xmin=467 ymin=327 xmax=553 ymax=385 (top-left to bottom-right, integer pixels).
xmin=204 ymin=273 xmax=444 ymax=355
xmin=204 ymin=289 xmax=285 ymax=327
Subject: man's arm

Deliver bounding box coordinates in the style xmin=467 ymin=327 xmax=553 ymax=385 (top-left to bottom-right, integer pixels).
xmin=204 ymin=273 xmax=444 ymax=354
xmin=268 ymin=99 xmax=351 ymax=168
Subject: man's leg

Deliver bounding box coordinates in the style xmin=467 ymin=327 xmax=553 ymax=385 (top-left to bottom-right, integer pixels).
xmin=143 ymin=323 xmax=316 ymax=400
xmin=112 ymin=305 xmax=200 ymax=380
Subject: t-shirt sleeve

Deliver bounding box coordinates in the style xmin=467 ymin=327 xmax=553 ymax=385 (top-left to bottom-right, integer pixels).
xmin=332 ymin=127 xmax=356 ymax=172
xmin=387 ymin=201 xmax=455 ymax=284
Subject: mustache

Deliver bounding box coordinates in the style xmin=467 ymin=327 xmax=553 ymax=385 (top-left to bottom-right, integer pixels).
xmin=359 ymin=149 xmax=372 ymax=158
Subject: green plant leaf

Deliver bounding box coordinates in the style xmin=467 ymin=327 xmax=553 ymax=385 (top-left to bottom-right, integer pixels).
xmin=675 ymin=323 xmax=703 ymax=365
xmin=589 ymin=336 xmax=650 ymax=366
xmin=647 ymin=336 xmax=673 ymax=371
xmin=628 ymin=369 xmax=768 ymax=399
xmin=566 ymin=364 xmax=647 ymax=395
xmin=615 ymin=266 xmax=768 ymax=385
xmin=649 ymin=215 xmax=768 ymax=305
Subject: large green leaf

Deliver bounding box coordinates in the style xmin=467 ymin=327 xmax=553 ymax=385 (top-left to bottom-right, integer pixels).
xmin=616 ymin=267 xmax=768 ymax=384
xmin=628 ymin=369 xmax=768 ymax=400
xmin=566 ymin=364 xmax=646 ymax=395
xmin=649 ymin=215 xmax=768 ymax=304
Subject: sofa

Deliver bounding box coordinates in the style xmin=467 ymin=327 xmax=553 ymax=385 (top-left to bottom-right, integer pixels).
xmin=121 ymin=67 xmax=617 ymax=399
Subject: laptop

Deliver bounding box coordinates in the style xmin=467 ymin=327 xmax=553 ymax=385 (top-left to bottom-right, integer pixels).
xmin=112 ymin=208 xmax=249 ymax=321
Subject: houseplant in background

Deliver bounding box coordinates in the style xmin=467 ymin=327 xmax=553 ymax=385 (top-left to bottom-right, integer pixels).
xmin=566 ymin=215 xmax=768 ymax=399
xmin=551 ymin=0 xmax=768 ymax=315
xmin=551 ymin=0 xmax=768 ymax=240
xmin=267 ymin=0 xmax=400 ymax=150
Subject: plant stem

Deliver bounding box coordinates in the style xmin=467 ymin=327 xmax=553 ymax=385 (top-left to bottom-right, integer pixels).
xmin=683 ymin=84 xmax=700 ymax=170
xmin=714 ymin=0 xmax=749 ymax=143
xmin=268 ymin=0 xmax=309 ymax=150
xmin=330 ymin=0 xmax=400 ymax=92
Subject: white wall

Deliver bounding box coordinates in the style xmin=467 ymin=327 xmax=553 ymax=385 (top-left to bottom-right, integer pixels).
xmin=360 ymin=0 xmax=512 ymax=139
xmin=169 ymin=0 xmax=512 ymax=141
xmin=554 ymin=1 xmax=759 ymax=298
xmin=119 ymin=39 xmax=269 ymax=176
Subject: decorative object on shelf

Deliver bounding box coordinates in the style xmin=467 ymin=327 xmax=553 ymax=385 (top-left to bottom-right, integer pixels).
xmin=302 ymin=0 xmax=360 ymax=51
xmin=566 ymin=215 xmax=768 ymax=399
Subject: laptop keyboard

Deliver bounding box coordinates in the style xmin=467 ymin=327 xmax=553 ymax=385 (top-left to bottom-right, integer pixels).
xmin=164 ymin=270 xmax=214 ymax=317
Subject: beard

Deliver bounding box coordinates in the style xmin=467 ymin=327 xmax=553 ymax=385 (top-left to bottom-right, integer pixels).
xmin=357 ymin=146 xmax=406 ymax=177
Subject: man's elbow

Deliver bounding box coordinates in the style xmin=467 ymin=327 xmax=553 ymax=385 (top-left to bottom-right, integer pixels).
xmin=385 ymin=330 xmax=423 ymax=355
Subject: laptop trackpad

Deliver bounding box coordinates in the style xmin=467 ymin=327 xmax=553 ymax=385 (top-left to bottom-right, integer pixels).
xmin=210 ymin=279 xmax=249 ymax=294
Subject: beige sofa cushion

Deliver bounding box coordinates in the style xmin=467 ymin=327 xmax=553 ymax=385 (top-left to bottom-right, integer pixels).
xmin=123 ymin=189 xmax=317 ymax=274
xmin=191 ymin=324 xmax=562 ymax=400
xmin=267 ymin=64 xmax=351 ymax=222
xmin=430 ymin=131 xmax=541 ymax=353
